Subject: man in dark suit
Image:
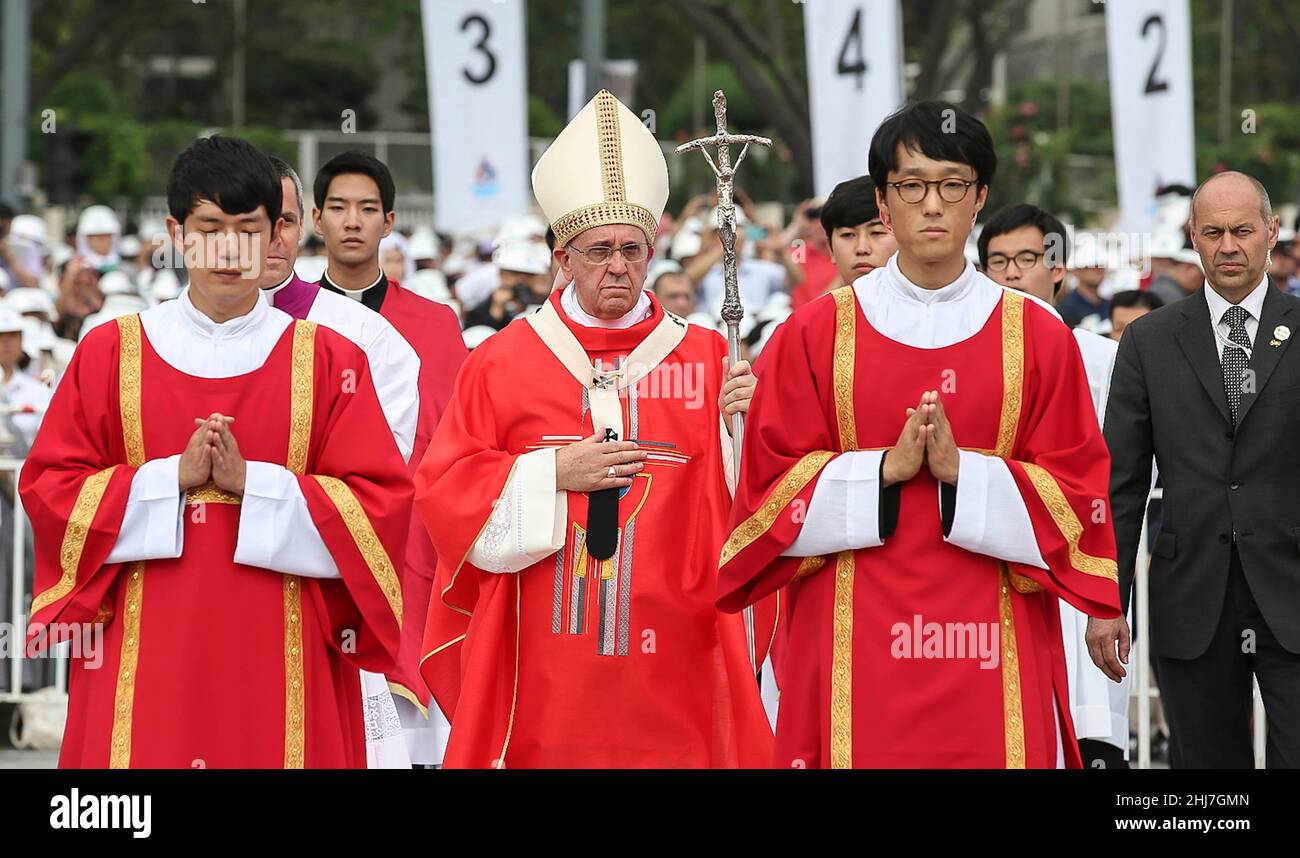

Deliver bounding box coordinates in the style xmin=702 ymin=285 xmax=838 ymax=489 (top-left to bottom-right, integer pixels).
xmin=1090 ymin=171 xmax=1300 ymax=767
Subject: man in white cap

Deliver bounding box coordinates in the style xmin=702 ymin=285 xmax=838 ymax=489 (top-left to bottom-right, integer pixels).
xmin=0 ymin=208 xmax=45 ymax=290
xmin=415 ymin=90 xmax=772 ymax=768
xmin=0 ymin=309 xmax=50 ymax=449
xmin=462 ymin=239 xmax=553 ymax=331
xmin=74 ymin=205 xmax=122 ymax=273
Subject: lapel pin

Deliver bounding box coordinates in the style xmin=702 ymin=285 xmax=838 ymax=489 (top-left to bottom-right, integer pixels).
xmin=1270 ymin=339 xmax=1282 ymax=348
xmin=1274 ymin=325 xmax=1291 ymax=342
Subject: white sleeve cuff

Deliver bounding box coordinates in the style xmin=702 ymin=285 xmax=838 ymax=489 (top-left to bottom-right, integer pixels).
xmin=234 ymin=461 xmax=341 ymax=579
xmin=468 ymin=448 xmax=567 ymax=574
xmin=782 ymin=450 xmax=884 ymax=557
xmin=943 ymin=450 xmax=1047 ymax=569
xmin=105 ymin=455 xmax=185 ymax=563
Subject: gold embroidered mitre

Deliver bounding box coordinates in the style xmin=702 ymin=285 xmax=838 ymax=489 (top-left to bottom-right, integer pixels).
xmin=531 ymin=89 xmax=669 ymax=248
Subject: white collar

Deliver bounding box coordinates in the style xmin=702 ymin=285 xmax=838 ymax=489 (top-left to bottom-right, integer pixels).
xmin=884 ymin=254 xmax=976 ymax=305
xmin=1205 ymin=276 xmax=1269 ymax=326
xmin=328 ymin=268 xmax=384 ymax=301
xmin=177 ymin=286 xmax=270 ymax=341
xmin=560 ymin=283 xmax=652 ymax=329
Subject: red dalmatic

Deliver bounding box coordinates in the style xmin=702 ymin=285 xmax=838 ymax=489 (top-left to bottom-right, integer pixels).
xmin=718 ymin=287 xmax=1120 ymax=769
xmin=22 ymin=316 xmax=412 ymax=768
xmin=416 ymin=291 xmax=773 ymax=768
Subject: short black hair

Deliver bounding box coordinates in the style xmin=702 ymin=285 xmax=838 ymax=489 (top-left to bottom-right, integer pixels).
xmin=166 ymin=135 xmax=281 ymax=225
xmin=1109 ymin=289 xmax=1164 ymax=318
xmin=820 ymin=176 xmax=882 ymax=242
xmin=869 ymin=100 xmax=997 ymax=194
xmin=0 ymin=200 xmax=14 ymax=221
xmin=313 ymin=151 xmax=395 ymax=214
xmin=977 ymin=203 xmax=1069 ymax=269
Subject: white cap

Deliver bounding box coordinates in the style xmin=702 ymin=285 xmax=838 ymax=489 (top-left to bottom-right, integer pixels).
xmin=119 ymin=235 xmax=142 ymax=259
xmin=1172 ymin=248 xmax=1203 ymax=269
xmin=138 ymin=219 xmax=169 ymax=241
xmin=408 ymin=227 xmax=438 ymax=261
xmin=9 ymin=215 xmax=49 ymax=248
xmin=532 ymin=90 xmax=669 ymax=247
xmin=76 ymin=204 xmax=120 ymax=238
xmin=0 ymin=309 xmax=22 ymax=335
xmin=150 ymin=269 xmax=182 ymax=302
xmin=407 ymin=268 xmax=452 ymax=303
xmin=670 ymin=226 xmax=703 ymax=260
xmin=97 ymin=270 xmax=136 ymax=296
xmin=493 ymin=240 xmax=551 ymax=275
xmin=1149 ymin=231 xmax=1184 ymax=259
xmin=646 ymin=259 xmax=683 ymax=291
xmin=494 ymin=214 xmax=547 ymax=247
xmin=5 ymin=287 xmax=57 ymax=321
xmin=462 ymin=325 xmax=497 ymax=350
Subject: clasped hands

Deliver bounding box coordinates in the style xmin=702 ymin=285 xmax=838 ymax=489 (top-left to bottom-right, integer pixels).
xmin=881 ymin=390 xmax=960 ymax=488
xmin=178 ymin=413 xmax=247 ymax=495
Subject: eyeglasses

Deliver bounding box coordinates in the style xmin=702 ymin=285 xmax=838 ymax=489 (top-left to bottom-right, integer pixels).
xmin=887 ymin=178 xmax=977 ymax=205
xmin=569 ymin=242 xmax=650 ymax=265
xmin=985 ymin=251 xmax=1046 ymax=273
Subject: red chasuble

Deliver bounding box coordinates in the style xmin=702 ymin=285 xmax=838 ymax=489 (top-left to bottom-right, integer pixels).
xmin=718 ymin=286 xmax=1121 ymax=769
xmin=375 ymin=281 xmax=468 ymax=712
xmin=416 ymin=291 xmax=773 ymax=768
xmin=22 ymin=315 xmax=413 ymax=768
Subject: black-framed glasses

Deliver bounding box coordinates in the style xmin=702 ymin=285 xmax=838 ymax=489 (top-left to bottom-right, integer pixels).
xmin=887 ymin=178 xmax=977 ymax=205
xmin=985 ymin=251 xmax=1046 ymax=273
xmin=569 ymin=242 xmax=650 ymax=265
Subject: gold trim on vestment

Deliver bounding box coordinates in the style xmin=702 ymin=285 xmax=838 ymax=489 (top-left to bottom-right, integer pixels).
xmin=830 ymin=550 xmax=855 ymax=768
xmin=287 ymin=321 xmax=316 ymax=476
xmin=831 ymin=286 xmax=858 ymax=450
xmin=282 ymin=575 xmax=304 ymax=769
xmin=1020 ymin=462 xmax=1119 ymax=582
xmin=185 ymin=481 xmax=242 ymax=505
xmin=108 ymin=563 xmax=143 ymax=768
xmin=388 ymin=681 xmax=429 ymax=719
xmin=109 ymin=315 xmax=145 ymax=768
xmin=718 ymin=451 xmax=835 ymax=567
xmin=998 ymin=565 xmax=1026 ymax=769
xmin=995 ymin=293 xmax=1025 ymax=458
xmin=312 ymin=475 xmax=404 ymax=629
xmin=31 ymin=466 xmax=119 ymax=614
xmin=828 ymin=286 xmax=860 ymax=769
xmin=282 ymin=320 xmax=316 ymax=768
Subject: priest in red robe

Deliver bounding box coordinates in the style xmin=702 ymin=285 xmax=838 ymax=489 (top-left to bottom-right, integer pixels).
xmin=416 ymin=90 xmax=772 ymax=768
xmin=718 ymin=102 xmax=1121 ymax=769
xmin=22 ymin=136 xmax=412 ymax=768
xmin=309 ymin=152 xmax=468 ymax=754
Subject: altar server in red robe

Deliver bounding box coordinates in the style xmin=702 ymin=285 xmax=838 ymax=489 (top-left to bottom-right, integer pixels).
xmin=718 ymin=102 xmax=1121 ymax=769
xmin=22 ymin=136 xmax=412 ymax=768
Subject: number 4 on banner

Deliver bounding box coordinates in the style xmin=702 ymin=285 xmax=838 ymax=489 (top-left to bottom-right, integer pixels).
xmin=837 ymin=7 xmax=869 ymax=91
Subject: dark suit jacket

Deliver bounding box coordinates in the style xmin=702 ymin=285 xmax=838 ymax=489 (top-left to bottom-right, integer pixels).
xmin=1105 ymin=284 xmax=1300 ymax=659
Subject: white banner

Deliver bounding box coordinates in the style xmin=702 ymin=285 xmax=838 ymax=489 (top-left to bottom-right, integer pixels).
xmin=1105 ymin=0 xmax=1196 ymax=237
xmin=803 ymin=0 xmax=904 ymax=196
xmin=422 ymin=0 xmax=529 ymax=233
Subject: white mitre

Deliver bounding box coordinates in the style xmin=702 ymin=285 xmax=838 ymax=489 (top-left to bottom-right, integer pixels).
xmin=531 ymin=89 xmax=669 ymax=248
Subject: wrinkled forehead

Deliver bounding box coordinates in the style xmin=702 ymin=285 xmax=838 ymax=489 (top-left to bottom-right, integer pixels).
xmin=569 ymin=223 xmax=649 ymax=248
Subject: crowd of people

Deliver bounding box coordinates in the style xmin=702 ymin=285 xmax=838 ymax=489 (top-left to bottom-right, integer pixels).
xmin=4 ymin=88 xmax=1299 ymax=770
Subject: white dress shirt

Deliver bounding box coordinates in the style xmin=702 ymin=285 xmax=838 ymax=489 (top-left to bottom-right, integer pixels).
xmin=781 ymin=255 xmax=1048 ymax=572
xmin=1204 ymin=276 xmax=1268 ymax=360
xmin=105 ymin=288 xmax=340 ymax=579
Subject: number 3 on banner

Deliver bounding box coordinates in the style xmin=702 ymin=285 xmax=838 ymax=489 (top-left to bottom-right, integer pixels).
xmin=1141 ymin=14 xmax=1169 ymax=95
xmin=836 ymin=7 xmax=868 ymax=92
xmin=460 ymin=12 xmax=496 ymax=85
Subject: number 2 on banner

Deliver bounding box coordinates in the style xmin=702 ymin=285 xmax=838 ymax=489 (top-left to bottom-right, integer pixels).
xmin=836 ymin=7 xmax=869 ymax=91
xmin=1141 ymin=14 xmax=1170 ymax=95
xmin=460 ymin=12 xmax=496 ymax=85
